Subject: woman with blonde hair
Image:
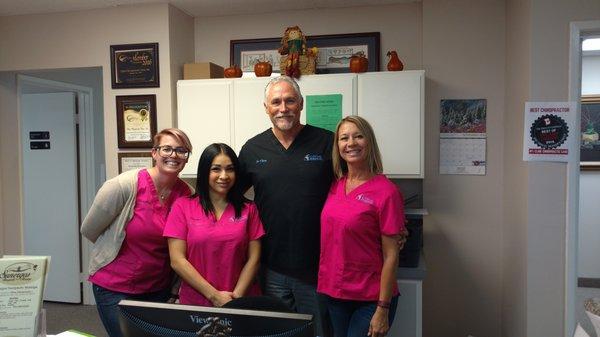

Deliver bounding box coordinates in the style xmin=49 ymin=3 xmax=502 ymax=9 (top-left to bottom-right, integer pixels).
xmin=318 ymin=116 xmax=407 ymax=337
xmin=81 ymin=128 xmax=193 ymax=337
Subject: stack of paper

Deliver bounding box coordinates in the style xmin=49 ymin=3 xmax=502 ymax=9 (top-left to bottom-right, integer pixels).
xmin=0 ymin=255 xmax=50 ymax=337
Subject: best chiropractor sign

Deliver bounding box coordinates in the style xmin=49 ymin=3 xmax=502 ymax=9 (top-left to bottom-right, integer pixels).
xmin=523 ymin=102 xmax=577 ymax=162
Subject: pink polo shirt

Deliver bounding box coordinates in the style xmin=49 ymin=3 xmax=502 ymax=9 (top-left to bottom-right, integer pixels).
xmin=317 ymin=174 xmax=405 ymax=301
xmin=163 ymin=197 xmax=265 ymax=306
xmin=89 ymin=169 xmax=191 ymax=294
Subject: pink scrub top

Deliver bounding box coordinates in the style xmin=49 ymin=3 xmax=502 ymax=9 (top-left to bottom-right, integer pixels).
xmin=163 ymin=197 xmax=265 ymax=306
xmin=317 ymin=174 xmax=405 ymax=301
xmin=89 ymin=169 xmax=191 ymax=294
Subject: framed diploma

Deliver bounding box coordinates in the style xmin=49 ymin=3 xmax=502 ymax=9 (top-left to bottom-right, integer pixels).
xmin=110 ymin=43 xmax=160 ymax=88
xmin=118 ymin=152 xmax=154 ymax=173
xmin=116 ymin=95 xmax=157 ymax=148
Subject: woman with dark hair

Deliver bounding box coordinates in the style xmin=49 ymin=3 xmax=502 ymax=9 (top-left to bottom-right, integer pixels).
xmin=318 ymin=116 xmax=408 ymax=337
xmin=81 ymin=128 xmax=193 ymax=337
xmin=164 ymin=143 xmax=264 ymax=307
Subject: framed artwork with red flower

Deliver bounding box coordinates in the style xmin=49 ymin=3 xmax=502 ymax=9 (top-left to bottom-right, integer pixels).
xmin=116 ymin=95 xmax=157 ymax=148
xmin=581 ymin=95 xmax=600 ymax=170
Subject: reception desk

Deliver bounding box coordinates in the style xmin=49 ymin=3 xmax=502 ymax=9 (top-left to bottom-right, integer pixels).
xmin=389 ymin=253 xmax=426 ymax=337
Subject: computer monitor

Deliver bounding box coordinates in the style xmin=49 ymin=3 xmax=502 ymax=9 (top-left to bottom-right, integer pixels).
xmin=118 ymin=299 xmax=314 ymax=337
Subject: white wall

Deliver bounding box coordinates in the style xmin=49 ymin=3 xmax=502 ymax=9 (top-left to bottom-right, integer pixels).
xmin=0 ymin=3 xmax=194 ymax=254
xmin=526 ymin=1 xmax=600 ymax=336
xmin=582 ymin=54 xmax=600 ymax=95
xmin=503 ymin=0 xmax=530 ymax=336
xmin=579 ymin=54 xmax=600 ymax=278
xmin=169 ymin=5 xmax=195 ymax=126
xmin=0 ymin=73 xmax=18 ymax=254
xmin=0 ymin=1 xmax=597 ymax=335
xmin=422 ymin=1 xmax=505 ymax=336
xmin=194 ymin=3 xmax=423 ymax=72
xmin=193 ymin=2 xmax=505 ymax=337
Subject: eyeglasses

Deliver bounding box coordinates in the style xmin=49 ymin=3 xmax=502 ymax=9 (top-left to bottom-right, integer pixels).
xmin=154 ymin=146 xmax=190 ymax=159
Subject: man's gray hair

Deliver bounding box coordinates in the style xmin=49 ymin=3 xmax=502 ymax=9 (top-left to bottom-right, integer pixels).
xmin=264 ymin=75 xmax=303 ymax=104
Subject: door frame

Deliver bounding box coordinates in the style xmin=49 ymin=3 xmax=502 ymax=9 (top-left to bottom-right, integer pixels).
xmin=17 ymin=74 xmax=97 ymax=305
xmin=566 ymin=20 xmax=600 ymax=336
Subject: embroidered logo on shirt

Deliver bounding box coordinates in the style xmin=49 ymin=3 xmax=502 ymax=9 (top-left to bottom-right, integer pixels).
xmin=304 ymin=154 xmax=323 ymax=161
xmin=356 ymin=194 xmax=375 ymax=205
xmin=229 ymin=215 xmax=248 ymax=222
xmin=255 ymin=159 xmax=268 ymax=165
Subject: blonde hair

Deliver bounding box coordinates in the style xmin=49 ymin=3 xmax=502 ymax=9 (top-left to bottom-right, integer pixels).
xmin=153 ymin=128 xmax=193 ymax=153
xmin=332 ymin=116 xmax=383 ymax=179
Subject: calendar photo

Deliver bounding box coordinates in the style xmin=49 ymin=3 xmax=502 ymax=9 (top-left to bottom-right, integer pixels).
xmin=439 ymin=99 xmax=487 ymax=175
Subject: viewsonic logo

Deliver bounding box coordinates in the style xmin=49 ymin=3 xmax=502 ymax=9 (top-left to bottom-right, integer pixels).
xmin=191 ymin=316 xmax=233 ymax=337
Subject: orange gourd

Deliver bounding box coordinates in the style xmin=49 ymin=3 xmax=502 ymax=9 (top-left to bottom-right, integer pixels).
xmin=386 ymin=51 xmax=403 ymax=71
xmin=224 ymin=65 xmax=243 ymax=78
xmin=349 ymin=54 xmax=368 ymax=73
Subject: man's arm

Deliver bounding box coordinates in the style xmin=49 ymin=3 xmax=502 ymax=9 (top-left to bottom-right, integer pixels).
xmin=237 ymin=145 xmax=253 ymax=193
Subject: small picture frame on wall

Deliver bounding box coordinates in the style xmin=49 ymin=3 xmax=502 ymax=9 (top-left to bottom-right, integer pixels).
xmin=118 ymin=152 xmax=154 ymax=173
xmin=581 ymin=95 xmax=600 ymax=170
xmin=116 ymin=95 xmax=157 ymax=148
xmin=110 ymin=42 xmax=160 ymax=89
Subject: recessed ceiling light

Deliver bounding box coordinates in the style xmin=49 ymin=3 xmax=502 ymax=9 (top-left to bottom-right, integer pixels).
xmin=582 ymin=38 xmax=600 ymax=51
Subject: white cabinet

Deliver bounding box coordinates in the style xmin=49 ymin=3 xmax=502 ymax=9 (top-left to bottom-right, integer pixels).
xmin=358 ymin=71 xmax=424 ymax=178
xmin=231 ymin=78 xmax=272 ymax=155
xmin=177 ymin=79 xmax=232 ymax=177
xmin=390 ymin=279 xmax=423 ymax=337
xmin=176 ymin=71 xmax=424 ymax=178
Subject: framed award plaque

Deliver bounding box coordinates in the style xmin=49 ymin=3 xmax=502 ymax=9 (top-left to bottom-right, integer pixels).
xmin=116 ymin=95 xmax=157 ymax=148
xmin=118 ymin=152 xmax=154 ymax=173
xmin=110 ymin=43 xmax=159 ymax=88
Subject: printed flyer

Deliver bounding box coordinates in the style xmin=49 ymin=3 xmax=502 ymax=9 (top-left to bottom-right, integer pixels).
xmin=0 ymin=256 xmax=50 ymax=337
xmin=523 ymin=102 xmax=577 ymax=162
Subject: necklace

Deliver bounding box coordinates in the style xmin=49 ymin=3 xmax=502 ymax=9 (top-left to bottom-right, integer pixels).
xmin=158 ymin=189 xmax=170 ymax=201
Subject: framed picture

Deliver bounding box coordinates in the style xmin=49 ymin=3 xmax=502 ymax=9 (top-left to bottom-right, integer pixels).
xmin=230 ymin=32 xmax=380 ymax=74
xmin=118 ymin=152 xmax=154 ymax=173
xmin=116 ymin=95 xmax=157 ymax=148
xmin=110 ymin=43 xmax=159 ymax=88
xmin=581 ymin=95 xmax=600 ymax=170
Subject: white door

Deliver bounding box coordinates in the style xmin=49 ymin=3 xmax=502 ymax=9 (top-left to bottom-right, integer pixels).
xmin=21 ymin=92 xmax=81 ymax=303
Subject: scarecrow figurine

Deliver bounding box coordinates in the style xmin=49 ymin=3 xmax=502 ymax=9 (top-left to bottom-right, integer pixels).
xmin=278 ymin=26 xmax=307 ymax=78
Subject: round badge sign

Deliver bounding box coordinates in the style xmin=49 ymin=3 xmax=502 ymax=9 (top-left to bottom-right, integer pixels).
xmin=529 ymin=114 xmax=569 ymax=149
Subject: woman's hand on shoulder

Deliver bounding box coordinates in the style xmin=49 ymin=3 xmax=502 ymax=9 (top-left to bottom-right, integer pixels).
xmin=368 ymin=307 xmax=390 ymax=337
xmin=210 ymin=290 xmax=234 ymax=307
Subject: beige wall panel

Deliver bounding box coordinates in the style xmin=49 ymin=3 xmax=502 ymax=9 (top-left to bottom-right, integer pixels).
xmin=169 ymin=5 xmax=195 ymax=126
xmin=503 ymin=1 xmax=531 ymax=336
xmin=0 ymin=4 xmax=177 ymax=253
xmin=422 ymin=0 xmax=505 ymax=336
xmin=194 ymin=3 xmax=423 ymax=71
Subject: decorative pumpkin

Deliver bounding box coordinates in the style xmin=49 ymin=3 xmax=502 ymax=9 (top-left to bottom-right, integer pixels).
xmin=387 ymin=50 xmax=403 ymax=71
xmin=349 ymin=54 xmax=369 ymax=73
xmin=254 ymin=61 xmax=273 ymax=77
xmin=224 ymin=65 xmax=243 ymax=78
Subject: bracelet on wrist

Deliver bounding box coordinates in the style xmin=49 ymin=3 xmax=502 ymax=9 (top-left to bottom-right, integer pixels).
xmin=377 ymin=300 xmax=390 ymax=309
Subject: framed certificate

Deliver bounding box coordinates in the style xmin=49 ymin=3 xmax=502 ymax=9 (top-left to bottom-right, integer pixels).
xmin=116 ymin=95 xmax=157 ymax=148
xmin=110 ymin=43 xmax=159 ymax=88
xmin=118 ymin=152 xmax=154 ymax=173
